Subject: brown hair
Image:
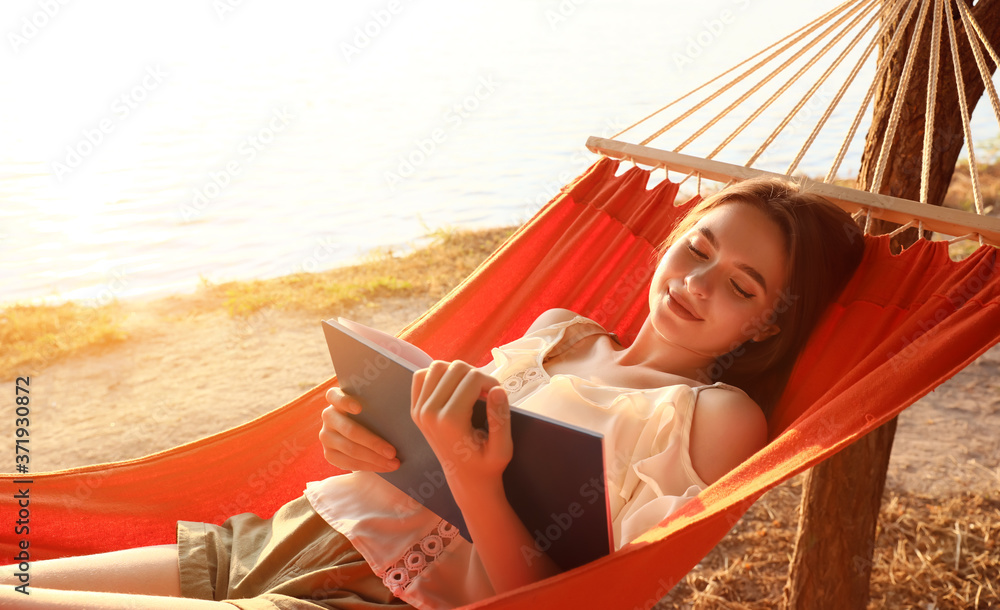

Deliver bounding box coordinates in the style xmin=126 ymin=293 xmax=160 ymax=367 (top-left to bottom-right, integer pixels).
xmin=664 ymin=177 xmax=866 ymax=418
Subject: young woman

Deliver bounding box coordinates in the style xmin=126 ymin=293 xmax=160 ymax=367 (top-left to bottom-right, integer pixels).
xmin=1 ymin=177 xmax=865 ymax=610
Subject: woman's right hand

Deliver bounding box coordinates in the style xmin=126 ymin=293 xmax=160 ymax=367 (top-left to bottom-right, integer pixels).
xmin=320 ymin=387 xmax=399 ymax=472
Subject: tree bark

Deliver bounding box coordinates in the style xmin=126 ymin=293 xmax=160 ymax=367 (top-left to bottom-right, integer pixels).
xmin=784 ymin=1 xmax=1000 ymax=608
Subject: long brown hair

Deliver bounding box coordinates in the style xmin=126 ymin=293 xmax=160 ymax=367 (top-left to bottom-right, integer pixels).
xmin=663 ymin=177 xmax=865 ymax=418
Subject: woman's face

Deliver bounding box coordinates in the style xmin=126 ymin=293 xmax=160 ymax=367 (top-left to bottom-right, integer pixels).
xmin=649 ymin=202 xmax=790 ymax=358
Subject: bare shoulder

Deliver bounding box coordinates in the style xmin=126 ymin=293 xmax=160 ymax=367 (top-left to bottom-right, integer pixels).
xmin=688 ymin=387 xmax=768 ymax=486
xmin=525 ymin=308 xmax=581 ymax=334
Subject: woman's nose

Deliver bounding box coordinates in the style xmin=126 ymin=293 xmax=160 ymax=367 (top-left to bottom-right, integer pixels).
xmin=685 ymin=266 xmax=713 ymax=298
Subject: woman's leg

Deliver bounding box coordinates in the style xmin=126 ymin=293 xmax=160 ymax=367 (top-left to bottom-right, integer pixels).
xmin=0 ymin=586 xmax=226 ymax=609
xmin=0 ymin=544 xmax=236 ymax=608
xmin=0 ymin=544 xmax=182 ymax=596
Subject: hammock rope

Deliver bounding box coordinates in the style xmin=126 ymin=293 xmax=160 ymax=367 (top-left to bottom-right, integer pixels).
xmin=605 ymin=0 xmax=1000 ymax=248
xmin=870 ymin=0 xmax=935 ymax=194
xmin=957 ymin=0 xmax=1000 ymax=131
xmin=608 ymin=1 xmax=859 ymax=144
xmin=945 ymin=0 xmax=983 ymax=215
xmin=825 ymin=0 xmax=921 ymax=182
xmin=748 ymin=0 xmax=884 ymax=170
xmin=789 ymin=0 xmax=906 ymax=177
xmin=955 ymin=0 xmax=1000 ymax=219
xmin=711 ymin=0 xmax=880 ymax=163
xmin=629 ymin=0 xmax=861 ymax=147
xmin=921 ymin=0 xmax=943 ymax=205
xmin=674 ymin=1 xmax=869 ymax=156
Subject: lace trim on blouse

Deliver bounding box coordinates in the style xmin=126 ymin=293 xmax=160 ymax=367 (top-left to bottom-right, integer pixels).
xmin=379 ymin=519 xmax=461 ymax=595
xmin=499 ymin=365 xmax=545 ymax=393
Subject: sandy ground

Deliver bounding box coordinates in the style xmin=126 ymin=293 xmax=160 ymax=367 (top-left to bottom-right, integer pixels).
xmin=7 ymin=293 xmax=1000 ymax=499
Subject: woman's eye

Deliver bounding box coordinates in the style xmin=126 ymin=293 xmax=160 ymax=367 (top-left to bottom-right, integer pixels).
xmin=686 ymin=241 xmax=755 ymax=299
xmin=687 ymin=244 xmax=707 ymax=259
xmin=731 ymin=280 xmax=754 ymax=299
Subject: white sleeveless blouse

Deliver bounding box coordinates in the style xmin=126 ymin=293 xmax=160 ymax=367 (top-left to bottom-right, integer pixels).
xmin=305 ymin=316 xmax=716 ymax=609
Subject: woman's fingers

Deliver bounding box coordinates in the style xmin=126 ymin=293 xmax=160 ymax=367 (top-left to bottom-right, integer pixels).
xmin=411 ymin=362 xmax=513 ymax=493
xmin=321 ymin=447 xmax=396 ymax=473
xmin=324 ymin=388 xmax=394 ymax=456
xmin=319 ymin=395 xmax=398 ymax=472
xmin=412 ymin=360 xmax=499 ymax=418
xmin=326 ymin=386 xmax=361 ymax=414
xmin=411 ymin=360 xmax=455 ymax=420
xmin=484 ymin=386 xmax=513 ymax=466
xmin=411 ymin=360 xmax=501 ymax=439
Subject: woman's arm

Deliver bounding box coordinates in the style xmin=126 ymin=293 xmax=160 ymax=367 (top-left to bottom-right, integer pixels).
xmin=689 ymin=387 xmax=767 ymax=485
xmin=411 ymin=361 xmax=561 ymax=593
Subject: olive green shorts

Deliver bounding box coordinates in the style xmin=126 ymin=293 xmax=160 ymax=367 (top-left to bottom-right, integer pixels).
xmin=177 ymin=495 xmax=410 ymax=610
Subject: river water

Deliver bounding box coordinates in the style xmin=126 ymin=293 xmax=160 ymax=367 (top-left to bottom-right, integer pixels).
xmin=2 ymin=0 xmax=996 ymax=306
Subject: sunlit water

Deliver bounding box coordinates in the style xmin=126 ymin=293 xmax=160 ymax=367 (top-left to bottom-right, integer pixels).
xmin=2 ymin=0 xmax=996 ymax=306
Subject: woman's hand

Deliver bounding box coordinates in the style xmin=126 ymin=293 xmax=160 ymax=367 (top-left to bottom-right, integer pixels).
xmin=319 ymin=387 xmax=399 ymax=472
xmin=410 ymin=360 xmax=512 ymax=498
xmin=412 ymin=361 xmax=560 ymax=592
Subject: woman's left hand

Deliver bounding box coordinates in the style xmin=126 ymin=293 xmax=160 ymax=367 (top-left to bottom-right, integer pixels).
xmin=411 ymin=360 xmax=512 ymax=497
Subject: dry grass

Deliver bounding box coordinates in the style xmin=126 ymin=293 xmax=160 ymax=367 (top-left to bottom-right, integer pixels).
xmin=0 ymin=301 xmax=127 ymax=379
xmin=0 ymin=226 xmax=516 ymax=379
xmin=658 ymin=477 xmax=1000 ymax=609
xmin=943 ymin=162 xmax=1000 ymax=217
xmin=197 ymin=226 xmax=515 ymax=317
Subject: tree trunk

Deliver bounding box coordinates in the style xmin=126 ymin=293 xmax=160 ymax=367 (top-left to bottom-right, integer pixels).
xmin=783 ymin=1 xmax=1000 ymax=608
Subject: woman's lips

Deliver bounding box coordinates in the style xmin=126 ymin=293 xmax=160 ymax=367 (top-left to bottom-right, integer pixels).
xmin=667 ymin=291 xmax=703 ymax=321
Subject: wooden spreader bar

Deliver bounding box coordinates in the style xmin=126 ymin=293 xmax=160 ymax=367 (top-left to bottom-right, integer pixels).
xmin=587 ymin=136 xmax=1000 ymax=248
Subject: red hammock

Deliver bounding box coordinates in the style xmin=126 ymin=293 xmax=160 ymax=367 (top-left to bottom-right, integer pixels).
xmin=3 ymin=157 xmax=998 ymax=608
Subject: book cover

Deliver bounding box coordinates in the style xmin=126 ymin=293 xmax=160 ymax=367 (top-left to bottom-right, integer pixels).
xmin=322 ymin=318 xmax=611 ymax=570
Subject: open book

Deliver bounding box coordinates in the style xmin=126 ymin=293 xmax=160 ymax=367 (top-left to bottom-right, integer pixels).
xmin=322 ymin=318 xmax=612 ymax=571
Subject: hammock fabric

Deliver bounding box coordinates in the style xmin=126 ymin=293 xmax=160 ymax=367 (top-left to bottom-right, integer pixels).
xmin=3 ymin=157 xmax=998 ymax=608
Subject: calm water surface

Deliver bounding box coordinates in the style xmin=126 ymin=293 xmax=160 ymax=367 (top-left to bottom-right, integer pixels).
xmin=2 ymin=0 xmax=995 ymax=306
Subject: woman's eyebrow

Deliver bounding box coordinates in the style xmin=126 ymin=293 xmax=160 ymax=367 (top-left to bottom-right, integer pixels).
xmin=698 ymin=227 xmax=769 ymax=292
